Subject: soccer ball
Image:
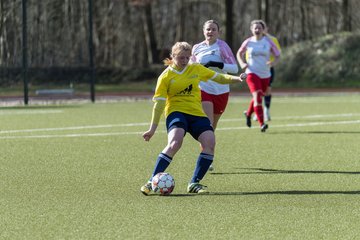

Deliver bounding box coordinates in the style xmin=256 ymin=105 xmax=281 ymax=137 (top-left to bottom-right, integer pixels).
xmin=151 ymin=172 xmax=175 ymax=195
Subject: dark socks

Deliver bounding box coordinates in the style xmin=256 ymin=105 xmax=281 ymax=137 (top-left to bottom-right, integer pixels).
xmin=264 ymin=95 xmax=272 ymax=109
xmin=190 ymin=153 xmax=214 ymax=183
xmin=150 ymin=153 xmax=172 ymax=180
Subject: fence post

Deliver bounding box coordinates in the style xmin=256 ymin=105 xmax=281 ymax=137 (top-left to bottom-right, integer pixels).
xmin=88 ymin=0 xmax=95 ymax=103
xmin=22 ymin=0 xmax=29 ymax=105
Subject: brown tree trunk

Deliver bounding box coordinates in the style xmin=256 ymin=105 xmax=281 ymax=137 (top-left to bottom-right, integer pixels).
xmin=142 ymin=3 xmax=158 ymax=64
xmin=225 ymin=0 xmax=233 ymax=50
xmin=342 ymin=0 xmax=351 ymax=31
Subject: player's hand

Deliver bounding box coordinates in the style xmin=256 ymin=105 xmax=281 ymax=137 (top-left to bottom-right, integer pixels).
xmin=142 ymin=130 xmax=154 ymax=141
xmin=240 ymin=72 xmax=247 ymax=81
xmin=204 ymin=61 xmax=224 ymax=69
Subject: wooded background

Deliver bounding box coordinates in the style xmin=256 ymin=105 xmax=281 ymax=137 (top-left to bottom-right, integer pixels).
xmin=0 ymin=0 xmax=359 ymax=86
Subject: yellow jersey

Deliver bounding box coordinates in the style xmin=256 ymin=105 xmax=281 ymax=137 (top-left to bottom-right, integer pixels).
xmin=268 ymin=35 xmax=281 ymax=62
xmin=153 ymin=64 xmax=221 ymax=117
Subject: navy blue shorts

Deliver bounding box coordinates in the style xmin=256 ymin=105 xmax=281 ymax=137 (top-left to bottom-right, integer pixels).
xmin=166 ymin=112 xmax=213 ymax=140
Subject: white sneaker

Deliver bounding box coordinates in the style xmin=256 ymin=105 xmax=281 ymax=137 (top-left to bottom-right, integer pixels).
xmin=264 ymin=108 xmax=271 ymax=121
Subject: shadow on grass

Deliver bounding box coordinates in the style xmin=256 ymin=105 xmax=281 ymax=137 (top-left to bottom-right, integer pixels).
xmin=210 ymin=168 xmax=360 ymax=175
xmin=144 ymin=193 xmax=196 ymax=197
xmin=146 ymin=190 xmax=360 ymax=197
xmin=207 ymin=190 xmax=360 ymax=196
xmin=146 ymin=168 xmax=360 ymax=197
xmin=271 ymin=130 xmax=360 ymax=134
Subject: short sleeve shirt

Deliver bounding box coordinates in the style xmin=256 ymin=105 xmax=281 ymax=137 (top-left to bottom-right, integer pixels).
xmin=191 ymin=39 xmax=237 ymax=95
xmin=239 ymin=36 xmax=280 ymax=78
xmin=153 ymin=64 xmax=218 ymax=117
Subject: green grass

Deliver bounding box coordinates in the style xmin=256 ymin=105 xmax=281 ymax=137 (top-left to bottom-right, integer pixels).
xmin=1 ymin=94 xmax=360 ymax=239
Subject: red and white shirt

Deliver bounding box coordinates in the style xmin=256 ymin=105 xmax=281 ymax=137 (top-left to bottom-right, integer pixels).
xmin=191 ymin=39 xmax=238 ymax=95
xmin=238 ymin=36 xmax=280 ymax=78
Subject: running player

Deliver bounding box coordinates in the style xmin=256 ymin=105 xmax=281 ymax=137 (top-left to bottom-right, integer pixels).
xmin=237 ymin=20 xmax=280 ymax=132
xmin=191 ymin=19 xmax=238 ymax=171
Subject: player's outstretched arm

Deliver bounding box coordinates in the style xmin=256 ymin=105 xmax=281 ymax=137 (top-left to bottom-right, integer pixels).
xmin=212 ymin=72 xmax=246 ymax=84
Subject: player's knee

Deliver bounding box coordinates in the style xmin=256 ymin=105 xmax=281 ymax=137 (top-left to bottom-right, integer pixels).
xmin=201 ymin=138 xmax=215 ymax=153
xmin=168 ymin=139 xmax=182 ymax=151
xmin=256 ymin=94 xmax=262 ymax=104
xmin=253 ymin=92 xmax=261 ymax=106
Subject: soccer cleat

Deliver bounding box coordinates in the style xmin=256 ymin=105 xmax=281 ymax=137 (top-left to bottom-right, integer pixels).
xmin=261 ymin=124 xmax=268 ymax=132
xmin=208 ymin=164 xmax=214 ymax=171
xmin=187 ymin=182 xmax=209 ymax=194
xmin=264 ymin=108 xmax=271 ymax=121
xmin=140 ymin=181 xmax=152 ymax=196
xmin=243 ymin=111 xmax=251 ymax=128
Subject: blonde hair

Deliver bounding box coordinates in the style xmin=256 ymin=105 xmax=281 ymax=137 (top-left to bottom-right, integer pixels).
xmin=250 ymin=19 xmax=266 ymax=30
xmin=163 ymin=42 xmax=192 ymax=66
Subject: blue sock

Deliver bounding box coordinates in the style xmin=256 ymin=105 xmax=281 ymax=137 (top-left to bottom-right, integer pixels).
xmin=190 ymin=153 xmax=214 ymax=183
xmin=264 ymin=95 xmax=271 ymax=109
xmin=150 ymin=153 xmax=172 ymax=180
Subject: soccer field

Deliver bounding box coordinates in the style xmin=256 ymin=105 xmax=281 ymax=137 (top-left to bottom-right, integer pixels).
xmin=1 ymin=94 xmax=360 ymax=239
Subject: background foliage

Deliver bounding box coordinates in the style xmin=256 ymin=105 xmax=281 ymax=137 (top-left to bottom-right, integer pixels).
xmin=0 ymin=0 xmax=359 ymax=88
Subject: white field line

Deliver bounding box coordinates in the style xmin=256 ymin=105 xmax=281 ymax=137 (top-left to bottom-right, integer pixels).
xmin=0 ymin=119 xmax=359 ymax=140
xmin=0 ymin=110 xmax=63 ymax=115
xmin=217 ymin=120 xmax=360 ymax=131
xmin=222 ymin=113 xmax=360 ymax=122
xmin=1 ymin=113 xmax=358 ymax=135
xmin=0 ymin=123 xmax=149 ymax=134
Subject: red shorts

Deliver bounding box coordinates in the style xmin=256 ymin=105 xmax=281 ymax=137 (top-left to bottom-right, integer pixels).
xmin=201 ymin=91 xmax=229 ymax=114
xmin=246 ymin=73 xmax=270 ymax=95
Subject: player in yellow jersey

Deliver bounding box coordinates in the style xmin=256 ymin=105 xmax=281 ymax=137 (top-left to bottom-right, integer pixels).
xmin=263 ymin=26 xmax=281 ymax=121
xmin=140 ymin=42 xmax=245 ymax=195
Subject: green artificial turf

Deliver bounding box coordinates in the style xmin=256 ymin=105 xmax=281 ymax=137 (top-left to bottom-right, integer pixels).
xmin=0 ymin=94 xmax=359 ymax=239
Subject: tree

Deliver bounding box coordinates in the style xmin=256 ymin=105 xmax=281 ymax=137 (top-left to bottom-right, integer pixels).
xmin=129 ymin=0 xmax=158 ymax=65
xmin=342 ymin=0 xmax=352 ymax=31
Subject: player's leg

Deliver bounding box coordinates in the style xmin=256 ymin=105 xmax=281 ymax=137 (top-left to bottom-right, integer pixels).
xmin=211 ymin=92 xmax=229 ymax=130
xmin=207 ymin=92 xmax=229 ymax=171
xmin=140 ymin=127 xmax=185 ymax=195
xmin=244 ymin=74 xmax=258 ymax=128
xmin=201 ymin=92 xmax=215 ymax=171
xmin=202 ymin=101 xmax=214 ymax=125
xmin=264 ymin=67 xmax=274 ymax=121
xmin=187 ymin=117 xmax=214 ymax=194
xmin=153 ymin=127 xmax=184 ymax=174
xmin=264 ymin=86 xmax=271 ymax=121
xmin=247 ymin=74 xmax=266 ymax=130
xmin=193 ymin=130 xmax=215 ymax=180
xmin=201 ymin=91 xmax=214 ymax=125
xmin=259 ymin=78 xmax=270 ymax=132
xmin=252 ymin=90 xmax=265 ymax=127
xmin=141 ymin=112 xmax=187 ymax=195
